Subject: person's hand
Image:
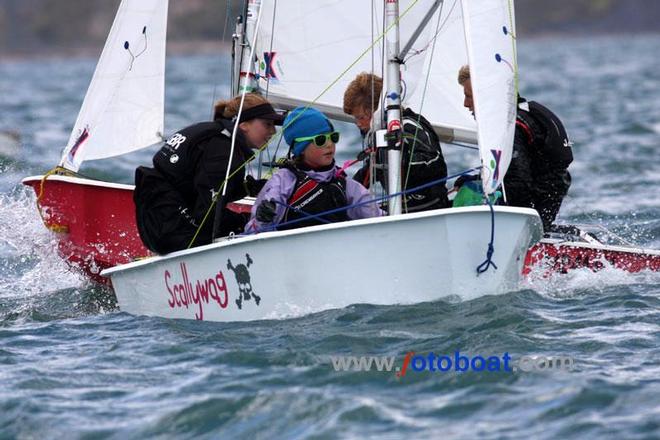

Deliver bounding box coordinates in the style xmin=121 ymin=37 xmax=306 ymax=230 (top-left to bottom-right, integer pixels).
xmin=256 ymin=200 xmax=277 ymax=223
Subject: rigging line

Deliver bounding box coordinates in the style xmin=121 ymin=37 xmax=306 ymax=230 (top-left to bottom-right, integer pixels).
xmin=507 ymin=0 xmax=519 ymax=98
xmin=221 ymin=0 xmax=233 ymax=42
xmin=403 ymin=0 xmax=458 ymax=64
xmin=445 ymin=141 xmax=479 ymax=150
xmin=211 ymin=0 xmax=235 ymax=120
xmin=476 ymin=198 xmax=498 ymax=274
xmin=302 ymin=0 xmax=421 ymax=116
xmin=125 ymin=26 xmax=148 ymax=71
xmin=187 ymin=0 xmax=265 ymax=249
xmin=268 ymin=133 xmax=286 ymax=174
xmin=370 ymin=0 xmax=376 ymax=118
xmin=225 ymin=2 xmax=264 ymax=198
xmin=402 ymin=0 xmax=444 ymax=202
xmin=265 ymin=0 xmax=277 ymax=99
xmin=369 ymin=0 xmax=387 ymax=194
xmin=248 ymin=166 xmax=482 ymax=234
xmin=367 ymin=0 xmax=378 ymax=194
xmin=257 ymin=0 xmax=278 ymax=180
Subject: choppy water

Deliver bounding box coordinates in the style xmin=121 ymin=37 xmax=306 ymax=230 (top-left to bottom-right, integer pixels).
xmin=1 ymin=35 xmax=659 ymax=439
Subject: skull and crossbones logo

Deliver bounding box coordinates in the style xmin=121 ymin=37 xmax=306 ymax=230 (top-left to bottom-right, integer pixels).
xmin=227 ymin=253 xmax=260 ymax=309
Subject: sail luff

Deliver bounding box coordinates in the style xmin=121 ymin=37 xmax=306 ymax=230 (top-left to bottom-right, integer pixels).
xmin=461 ymin=0 xmax=518 ymax=195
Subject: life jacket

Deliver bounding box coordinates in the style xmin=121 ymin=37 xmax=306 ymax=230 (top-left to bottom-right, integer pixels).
xmin=517 ymin=100 xmax=573 ymax=168
xmin=279 ymin=165 xmax=350 ymax=230
xmin=402 ymin=108 xmax=441 ymax=150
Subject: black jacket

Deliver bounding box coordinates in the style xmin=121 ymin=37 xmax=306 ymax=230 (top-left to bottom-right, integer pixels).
xmin=504 ymin=101 xmax=572 ymax=230
xmin=134 ymin=119 xmax=252 ymax=254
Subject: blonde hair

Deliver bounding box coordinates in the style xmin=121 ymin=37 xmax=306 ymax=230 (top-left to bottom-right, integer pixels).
xmin=457 ymin=65 xmax=471 ymax=85
xmin=343 ymin=72 xmax=383 ymax=115
xmin=213 ymin=93 xmax=270 ymax=120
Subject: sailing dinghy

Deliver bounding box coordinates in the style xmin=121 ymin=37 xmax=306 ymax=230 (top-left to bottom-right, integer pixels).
xmin=21 ymin=0 xmax=658 ymax=315
xmin=99 ymin=0 xmax=544 ymax=321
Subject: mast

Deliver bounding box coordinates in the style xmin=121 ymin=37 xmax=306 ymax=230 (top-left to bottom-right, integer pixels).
xmin=238 ymin=0 xmax=260 ymax=93
xmin=231 ymin=15 xmax=244 ymax=97
xmin=384 ymin=0 xmax=403 ymax=215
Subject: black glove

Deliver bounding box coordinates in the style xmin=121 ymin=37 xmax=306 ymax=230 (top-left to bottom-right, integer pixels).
xmin=256 ymin=200 xmax=277 ymax=223
xmin=245 ymin=175 xmax=268 ymax=197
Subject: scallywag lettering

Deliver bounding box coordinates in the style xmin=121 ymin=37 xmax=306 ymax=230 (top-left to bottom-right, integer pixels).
xmin=164 ymin=262 xmax=228 ymax=320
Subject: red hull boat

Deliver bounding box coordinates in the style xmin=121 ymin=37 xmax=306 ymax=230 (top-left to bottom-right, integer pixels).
xmin=22 ymin=174 xmax=151 ymax=285
xmin=525 ymin=237 xmax=660 ymax=275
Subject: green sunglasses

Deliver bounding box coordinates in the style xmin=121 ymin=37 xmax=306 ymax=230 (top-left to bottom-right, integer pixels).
xmin=293 ymin=131 xmax=340 ymax=148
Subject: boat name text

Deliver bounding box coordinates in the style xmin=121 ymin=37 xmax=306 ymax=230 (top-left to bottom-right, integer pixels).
xmin=165 ymin=262 xmax=228 ymax=320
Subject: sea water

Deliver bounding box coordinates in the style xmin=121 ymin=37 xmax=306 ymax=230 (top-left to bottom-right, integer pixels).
xmin=0 ymin=35 xmax=659 ymax=439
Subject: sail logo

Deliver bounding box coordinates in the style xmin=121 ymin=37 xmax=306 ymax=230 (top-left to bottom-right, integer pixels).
xmin=490 ymin=149 xmax=502 ymax=184
xmin=263 ymin=52 xmax=278 ymax=80
xmin=67 ymin=127 xmax=90 ymax=164
xmin=164 ymin=262 xmax=229 ymax=320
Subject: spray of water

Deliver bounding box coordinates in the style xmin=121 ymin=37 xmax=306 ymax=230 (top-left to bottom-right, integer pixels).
xmin=522 ymin=257 xmax=660 ymax=299
xmin=0 ymin=185 xmax=85 ymax=303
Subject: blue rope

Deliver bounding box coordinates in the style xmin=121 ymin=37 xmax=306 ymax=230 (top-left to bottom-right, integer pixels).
xmin=476 ymin=198 xmax=498 ymax=274
xmin=244 ymin=166 xmax=483 ymax=234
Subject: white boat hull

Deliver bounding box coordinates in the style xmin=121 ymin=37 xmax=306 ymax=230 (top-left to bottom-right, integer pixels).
xmin=102 ymin=206 xmax=542 ymax=322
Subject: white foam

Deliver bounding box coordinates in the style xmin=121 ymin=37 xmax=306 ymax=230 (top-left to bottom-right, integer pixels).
xmin=262 ymin=302 xmax=338 ymax=321
xmin=522 ymin=259 xmax=660 ymax=298
xmin=0 ymin=186 xmax=84 ymax=301
xmin=651 ymin=122 xmax=660 ymax=135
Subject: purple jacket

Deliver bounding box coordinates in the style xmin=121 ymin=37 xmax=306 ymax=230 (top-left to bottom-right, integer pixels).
xmin=245 ymin=165 xmax=384 ymax=233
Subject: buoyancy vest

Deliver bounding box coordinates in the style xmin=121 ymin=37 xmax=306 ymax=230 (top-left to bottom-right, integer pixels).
xmin=280 ymin=165 xmax=350 ymax=230
xmin=517 ymin=100 xmax=573 ymax=168
xmin=402 ymin=108 xmax=441 ymax=150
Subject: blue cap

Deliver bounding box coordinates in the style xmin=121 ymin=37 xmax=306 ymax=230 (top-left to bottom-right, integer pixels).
xmin=283 ymin=107 xmax=333 ymax=156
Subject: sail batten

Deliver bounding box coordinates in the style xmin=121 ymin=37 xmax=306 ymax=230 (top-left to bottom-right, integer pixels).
xmin=59 ymin=0 xmax=168 ymax=171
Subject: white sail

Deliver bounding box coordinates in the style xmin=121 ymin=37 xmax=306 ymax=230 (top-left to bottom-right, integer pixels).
xmin=254 ymin=0 xmax=477 ymax=142
xmin=59 ymin=0 xmax=168 ymax=171
xmin=461 ymin=0 xmax=517 ymax=194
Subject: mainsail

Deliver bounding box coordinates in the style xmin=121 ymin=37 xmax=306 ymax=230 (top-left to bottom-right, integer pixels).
xmin=254 ymin=0 xmax=518 ymax=195
xmin=59 ymin=0 xmax=168 ymax=171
